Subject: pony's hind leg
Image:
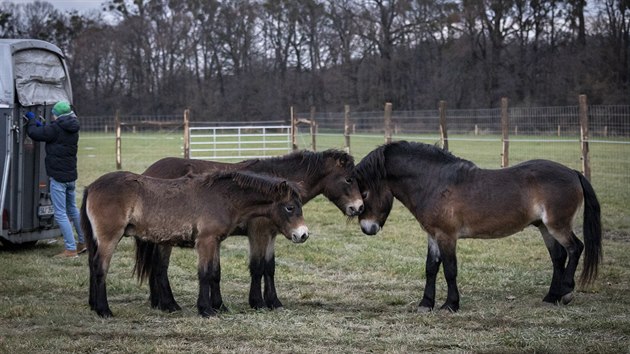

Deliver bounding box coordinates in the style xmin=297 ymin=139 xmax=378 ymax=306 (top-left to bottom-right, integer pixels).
xmin=148 ymin=244 xmax=181 ymax=312
xmin=539 ymin=225 xmax=584 ymax=305
xmin=540 ymin=226 xmax=567 ymax=304
xmin=91 ymin=230 xmax=124 ymax=318
xmin=560 ymin=232 xmax=584 ymax=304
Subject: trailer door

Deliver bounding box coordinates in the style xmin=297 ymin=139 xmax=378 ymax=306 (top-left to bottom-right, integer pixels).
xmin=2 ymin=45 xmax=71 ymax=244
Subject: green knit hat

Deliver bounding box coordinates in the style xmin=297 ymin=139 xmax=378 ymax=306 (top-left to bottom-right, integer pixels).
xmin=52 ymin=101 xmax=72 ymax=116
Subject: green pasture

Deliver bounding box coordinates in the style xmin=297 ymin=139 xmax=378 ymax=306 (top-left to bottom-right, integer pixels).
xmin=0 ymin=131 xmax=629 ymax=353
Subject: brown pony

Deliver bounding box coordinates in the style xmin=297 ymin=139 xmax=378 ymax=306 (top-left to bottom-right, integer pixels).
xmin=81 ymin=170 xmax=307 ymax=318
xmin=136 ymin=150 xmax=363 ymax=312
xmin=354 ymin=141 xmax=602 ymax=312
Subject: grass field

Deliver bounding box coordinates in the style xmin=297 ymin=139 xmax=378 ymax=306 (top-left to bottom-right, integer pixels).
xmin=0 ymin=132 xmax=629 ymax=353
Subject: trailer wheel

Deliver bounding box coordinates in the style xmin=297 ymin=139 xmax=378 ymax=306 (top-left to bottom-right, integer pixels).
xmin=0 ymin=240 xmax=38 ymax=250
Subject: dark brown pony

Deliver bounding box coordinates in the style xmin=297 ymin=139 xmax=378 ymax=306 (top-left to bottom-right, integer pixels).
xmin=354 ymin=141 xmax=602 ymax=312
xmin=137 ymin=149 xmax=363 ymax=312
xmin=81 ymin=170 xmax=307 ymax=318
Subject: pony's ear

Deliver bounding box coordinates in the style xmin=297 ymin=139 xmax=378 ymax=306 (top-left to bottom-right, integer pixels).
xmin=184 ymin=163 xmax=195 ymax=176
xmin=337 ymin=154 xmax=349 ymax=167
xmin=276 ymin=180 xmax=290 ymax=197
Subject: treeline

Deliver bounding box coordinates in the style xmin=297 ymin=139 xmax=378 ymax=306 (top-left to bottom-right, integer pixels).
xmin=0 ymin=0 xmax=628 ymax=121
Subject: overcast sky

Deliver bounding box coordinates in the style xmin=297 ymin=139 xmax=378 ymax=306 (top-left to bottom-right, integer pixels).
xmin=12 ymin=0 xmax=104 ymax=13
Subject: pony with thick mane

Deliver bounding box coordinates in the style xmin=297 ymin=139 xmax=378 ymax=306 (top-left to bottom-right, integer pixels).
xmin=135 ymin=149 xmax=363 ymax=312
xmin=355 ymin=140 xmax=602 ymax=312
xmin=82 ymin=170 xmax=308 ymax=317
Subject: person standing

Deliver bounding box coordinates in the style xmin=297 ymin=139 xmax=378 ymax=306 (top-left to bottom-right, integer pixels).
xmin=25 ymin=101 xmax=86 ymax=258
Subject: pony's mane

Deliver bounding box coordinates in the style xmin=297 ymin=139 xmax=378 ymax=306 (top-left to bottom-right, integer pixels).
xmin=247 ymin=149 xmax=354 ymax=176
xmin=391 ymin=140 xmax=470 ymax=164
xmin=209 ymin=170 xmax=302 ymax=201
xmin=355 ymin=140 xmax=474 ymax=191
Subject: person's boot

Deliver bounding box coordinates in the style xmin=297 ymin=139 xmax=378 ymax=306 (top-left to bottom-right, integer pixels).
xmin=77 ymin=243 xmax=87 ymax=254
xmin=54 ymin=249 xmax=78 ymax=258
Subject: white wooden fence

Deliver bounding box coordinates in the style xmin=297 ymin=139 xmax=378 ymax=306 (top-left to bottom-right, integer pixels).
xmin=188 ymin=125 xmax=292 ymax=160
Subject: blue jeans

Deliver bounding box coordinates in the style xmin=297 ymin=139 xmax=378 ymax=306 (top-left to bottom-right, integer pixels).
xmin=50 ymin=178 xmax=85 ymax=251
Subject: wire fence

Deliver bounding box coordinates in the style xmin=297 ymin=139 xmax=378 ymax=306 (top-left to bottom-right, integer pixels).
xmin=78 ymin=104 xmax=630 ymax=231
xmin=294 ymin=104 xmax=630 ymax=231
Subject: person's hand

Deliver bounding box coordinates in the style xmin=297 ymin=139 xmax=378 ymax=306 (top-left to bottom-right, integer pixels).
xmin=25 ymin=111 xmax=36 ymax=120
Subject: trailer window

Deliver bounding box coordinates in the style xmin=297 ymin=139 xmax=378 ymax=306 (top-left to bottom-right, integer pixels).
xmin=13 ymin=49 xmax=71 ymax=107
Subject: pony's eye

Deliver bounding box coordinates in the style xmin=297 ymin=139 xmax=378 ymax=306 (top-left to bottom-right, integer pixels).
xmin=284 ymin=205 xmax=295 ymax=213
xmin=345 ymin=177 xmax=353 ymax=184
xmin=361 ymin=191 xmax=369 ymax=199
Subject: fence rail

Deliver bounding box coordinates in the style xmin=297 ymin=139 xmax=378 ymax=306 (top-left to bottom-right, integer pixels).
xmin=188 ymin=125 xmax=292 ymax=160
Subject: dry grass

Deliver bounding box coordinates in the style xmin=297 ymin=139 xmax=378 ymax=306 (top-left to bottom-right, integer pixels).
xmin=0 ymin=133 xmax=628 ymax=353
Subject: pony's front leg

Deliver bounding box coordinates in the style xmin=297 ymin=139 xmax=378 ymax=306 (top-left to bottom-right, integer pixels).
xmin=262 ymin=234 xmax=282 ymax=309
xmin=418 ymin=237 xmax=441 ymax=312
xmin=248 ymin=232 xmax=266 ymax=309
xmin=196 ymin=235 xmax=225 ymax=317
xmin=248 ymin=225 xmax=282 ymax=309
xmin=439 ymin=239 xmax=460 ymax=312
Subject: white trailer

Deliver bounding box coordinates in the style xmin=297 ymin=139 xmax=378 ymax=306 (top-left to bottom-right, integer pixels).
xmin=1 ymin=39 xmax=73 ymax=247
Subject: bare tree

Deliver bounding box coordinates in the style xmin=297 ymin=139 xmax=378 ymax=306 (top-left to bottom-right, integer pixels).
xmin=3 ymin=0 xmax=628 ymax=117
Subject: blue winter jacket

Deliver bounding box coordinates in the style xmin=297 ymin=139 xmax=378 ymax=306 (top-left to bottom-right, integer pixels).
xmin=26 ymin=112 xmax=80 ymax=182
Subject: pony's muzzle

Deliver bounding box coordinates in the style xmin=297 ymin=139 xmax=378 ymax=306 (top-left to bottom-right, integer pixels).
xmin=346 ymin=200 xmax=365 ymax=216
xmin=360 ymin=219 xmax=381 ymax=235
xmin=291 ymin=225 xmax=309 ymax=243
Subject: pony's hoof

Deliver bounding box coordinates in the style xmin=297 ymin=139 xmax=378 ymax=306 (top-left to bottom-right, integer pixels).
xmin=199 ymin=309 xmax=217 ymax=317
xmin=561 ymin=292 xmax=574 ymax=305
xmin=171 ymin=303 xmax=182 ymax=312
xmin=96 ymin=309 xmax=113 ymax=318
xmin=543 ymin=294 xmax=560 ymax=304
xmin=416 ymin=305 xmax=432 ymax=313
xmin=157 ymin=302 xmax=181 ymax=313
xmin=439 ymin=304 xmax=458 ymax=313
xmin=266 ymin=299 xmax=283 ymax=310
xmin=249 ymin=299 xmax=265 ymax=310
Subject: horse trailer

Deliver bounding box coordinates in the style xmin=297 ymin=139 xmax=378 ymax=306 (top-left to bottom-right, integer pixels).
xmin=1 ymin=39 xmax=73 ymax=247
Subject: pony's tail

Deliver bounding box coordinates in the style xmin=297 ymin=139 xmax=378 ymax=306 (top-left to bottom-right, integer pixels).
xmin=81 ymin=187 xmax=97 ymax=266
xmin=81 ymin=187 xmax=97 ymax=310
xmin=576 ymin=171 xmax=602 ymax=287
xmin=133 ymin=238 xmax=158 ymax=285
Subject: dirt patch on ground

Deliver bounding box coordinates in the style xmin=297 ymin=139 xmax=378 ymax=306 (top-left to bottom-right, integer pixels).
xmin=604 ymin=230 xmax=630 ymax=242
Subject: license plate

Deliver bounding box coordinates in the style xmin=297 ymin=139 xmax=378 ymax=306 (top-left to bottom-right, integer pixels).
xmin=38 ymin=205 xmax=54 ymax=217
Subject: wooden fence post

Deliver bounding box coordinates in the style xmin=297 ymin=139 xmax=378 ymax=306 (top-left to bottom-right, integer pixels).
xmin=439 ymin=100 xmax=448 ymax=151
xmin=310 ymin=106 xmax=317 ymax=151
xmin=290 ymin=106 xmax=298 ymax=151
xmin=344 ymin=105 xmax=351 ymax=154
xmin=579 ymin=94 xmax=591 ymax=180
xmin=501 ymin=97 xmax=509 ymax=168
xmin=115 ymin=110 xmax=122 ymax=170
xmin=384 ymin=102 xmax=392 ymax=144
xmin=183 ymin=109 xmax=190 ymax=159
